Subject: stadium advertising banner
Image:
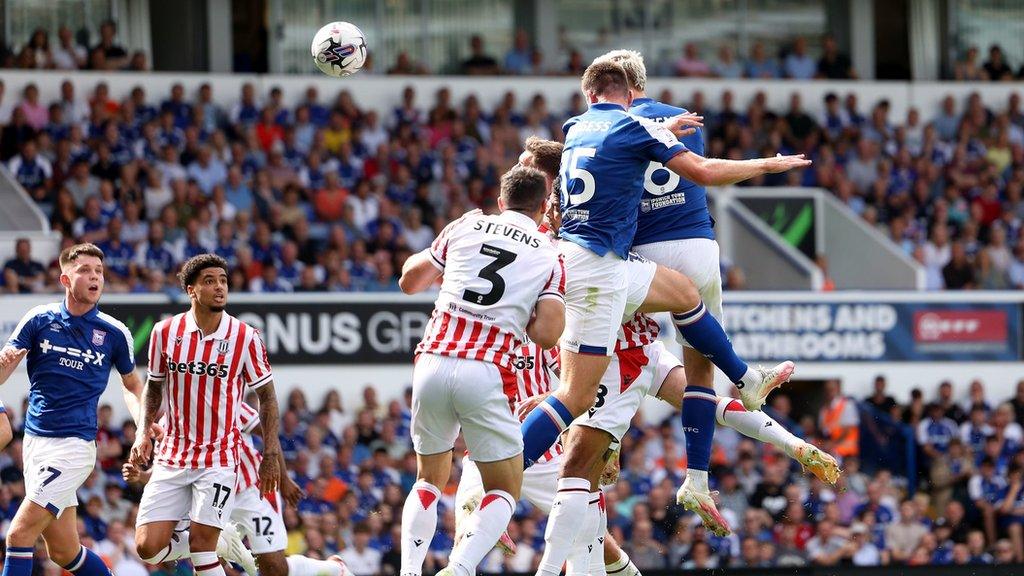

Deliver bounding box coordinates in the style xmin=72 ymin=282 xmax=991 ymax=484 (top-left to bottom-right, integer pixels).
xmin=724 ymin=300 xmax=1022 ymax=362
xmin=99 ymin=299 xmax=435 ymax=365
xmin=2 ymin=294 xmax=1021 ymax=365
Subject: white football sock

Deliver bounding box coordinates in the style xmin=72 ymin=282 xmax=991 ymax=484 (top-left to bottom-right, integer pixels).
xmin=449 ymin=490 xmax=516 ymax=576
xmin=589 ymin=493 xmax=609 ymax=576
xmin=716 ymin=397 xmax=801 ymax=458
xmin=286 ymin=555 xmax=345 ymax=576
xmin=143 ymin=530 xmax=191 ymax=564
xmin=400 ymin=480 xmax=441 ymax=576
xmin=192 ymin=551 xmax=226 ymax=576
xmin=565 ymin=494 xmax=601 ymax=576
xmin=536 ymin=477 xmax=592 ymax=576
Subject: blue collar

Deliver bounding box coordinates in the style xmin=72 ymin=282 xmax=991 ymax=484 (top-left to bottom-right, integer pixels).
xmin=60 ymin=299 xmax=99 ymax=320
xmin=591 ymin=102 xmax=626 ymax=111
xmin=631 ymin=97 xmax=655 ymax=106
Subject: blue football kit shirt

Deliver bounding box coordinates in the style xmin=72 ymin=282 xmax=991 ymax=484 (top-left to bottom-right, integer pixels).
xmin=629 ymin=97 xmax=715 ymax=245
xmin=7 ymin=301 xmax=135 ymax=441
xmin=559 ymin=102 xmax=688 ymax=259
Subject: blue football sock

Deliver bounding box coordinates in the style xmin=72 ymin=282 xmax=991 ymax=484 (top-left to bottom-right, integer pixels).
xmin=673 ymin=301 xmax=749 ymax=384
xmin=521 ymin=396 xmax=573 ymax=468
xmin=682 ymin=386 xmax=718 ymax=472
xmin=2 ymin=546 xmax=34 ymax=576
xmin=63 ymin=546 xmax=112 ymax=576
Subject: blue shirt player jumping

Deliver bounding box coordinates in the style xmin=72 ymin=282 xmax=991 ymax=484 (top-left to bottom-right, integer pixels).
xmin=517 ymin=58 xmax=812 ymax=548
xmin=0 ymin=243 xmax=144 ymax=576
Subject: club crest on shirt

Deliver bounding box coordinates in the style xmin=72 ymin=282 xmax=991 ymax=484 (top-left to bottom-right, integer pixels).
xmin=91 ymin=329 xmax=106 ymax=346
xmin=217 ymin=340 xmax=230 ymax=355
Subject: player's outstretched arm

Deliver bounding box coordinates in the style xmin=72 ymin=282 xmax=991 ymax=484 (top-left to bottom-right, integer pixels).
xmin=0 ymin=346 xmax=28 ymax=385
xmin=130 ymin=376 xmax=164 ymax=467
xmin=526 ymin=299 xmax=565 ymax=349
xmin=665 ymin=150 xmax=812 ymax=187
xmin=255 ymin=382 xmax=283 ymax=495
xmin=399 ymin=249 xmax=442 ymax=294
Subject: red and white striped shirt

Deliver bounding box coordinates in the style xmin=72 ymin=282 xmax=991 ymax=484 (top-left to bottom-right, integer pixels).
xmin=147 ymin=311 xmax=273 ymax=469
xmin=235 ymin=402 xmax=262 ymax=491
xmin=416 ymin=210 xmax=565 ymax=371
xmin=513 ymin=341 xmax=562 ymax=463
xmin=617 ymin=312 xmax=661 ymax=351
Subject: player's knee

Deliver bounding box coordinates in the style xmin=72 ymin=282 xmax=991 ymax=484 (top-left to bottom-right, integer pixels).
xmin=256 ymin=552 xmax=289 ymax=576
xmin=46 ymin=542 xmax=81 ymax=567
xmin=674 ymin=276 xmax=701 ymax=310
xmin=187 ymin=528 xmax=219 ymax=552
xmin=135 ymin=536 xmax=165 ymax=562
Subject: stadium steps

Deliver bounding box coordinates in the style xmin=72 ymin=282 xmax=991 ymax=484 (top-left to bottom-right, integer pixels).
xmin=715 ymin=188 xmax=924 ymax=290
xmin=0 ymin=165 xmax=62 ymax=264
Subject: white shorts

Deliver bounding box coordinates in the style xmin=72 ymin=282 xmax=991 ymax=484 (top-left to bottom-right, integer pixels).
xmin=456 ymin=454 xmax=561 ymax=516
xmin=633 ymin=238 xmax=723 ymax=348
xmin=411 ymin=354 xmax=523 ymax=462
xmin=136 ymin=463 xmax=238 ymax=530
xmin=559 ymin=242 xmax=657 ymax=356
xmin=232 ymin=487 xmax=287 ymax=554
xmin=578 ymin=340 xmax=681 ymax=441
xmin=23 ymin=435 xmax=96 ymax=517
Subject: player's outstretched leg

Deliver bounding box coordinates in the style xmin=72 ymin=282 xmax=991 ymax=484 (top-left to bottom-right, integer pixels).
xmin=641 ymin=266 xmax=794 ymax=410
xmin=715 ymin=397 xmax=840 ymax=484
xmin=286 ymin=555 xmax=351 ymax=576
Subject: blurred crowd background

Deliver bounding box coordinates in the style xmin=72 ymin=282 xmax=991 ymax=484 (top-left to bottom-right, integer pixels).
xmin=2 ymin=377 xmax=1024 ymax=574
xmin=2 ymin=55 xmax=1024 ymax=295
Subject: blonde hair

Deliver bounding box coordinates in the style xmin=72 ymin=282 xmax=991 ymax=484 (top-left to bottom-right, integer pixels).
xmin=594 ymin=49 xmax=647 ymax=92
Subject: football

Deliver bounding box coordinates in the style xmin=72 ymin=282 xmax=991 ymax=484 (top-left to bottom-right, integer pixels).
xmin=311 ymin=21 xmax=367 ymax=77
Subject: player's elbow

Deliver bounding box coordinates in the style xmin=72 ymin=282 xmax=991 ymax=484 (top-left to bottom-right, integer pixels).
xmin=528 ymin=302 xmax=565 ymax=349
xmin=398 ymin=272 xmax=420 ymax=294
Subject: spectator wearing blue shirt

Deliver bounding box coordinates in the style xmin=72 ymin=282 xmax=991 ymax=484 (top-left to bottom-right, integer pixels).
xmin=745 ymin=42 xmax=780 ymax=79
xmin=297 ymin=477 xmax=333 ymax=516
xmin=504 ymin=29 xmax=531 ymax=74
xmin=970 ymin=457 xmax=1006 ymax=543
xmin=133 ymin=221 xmax=175 ymax=274
xmin=97 ymin=219 xmax=134 ymax=281
xmin=853 ymin=482 xmax=895 ymax=525
xmin=160 ymin=83 xmax=192 ymax=129
xmin=961 ymin=406 xmax=995 ymax=455
xmin=186 ymin=145 xmax=227 ymax=194
xmin=784 ymin=37 xmax=817 ymax=79
xmin=919 ymin=402 xmax=960 ymax=460
xmin=230 ymin=83 xmax=260 ymax=127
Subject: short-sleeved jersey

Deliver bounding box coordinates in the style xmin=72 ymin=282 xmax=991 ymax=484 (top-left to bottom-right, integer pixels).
xmin=559 ymin=102 xmax=688 ymax=259
xmin=7 ymin=301 xmax=135 ymax=441
xmin=511 ymin=341 xmax=562 ymax=463
xmin=147 ymin=311 xmax=272 ymax=469
xmin=629 ymin=98 xmax=715 ymax=245
xmin=416 ymin=210 xmax=565 ymax=371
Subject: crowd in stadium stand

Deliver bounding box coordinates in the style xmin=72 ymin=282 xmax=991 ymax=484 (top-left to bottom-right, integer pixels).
xmin=1 ymin=70 xmax=1024 ymax=293
xmin=5 ymin=21 xmax=1024 ymax=83
xmin=1 ymin=377 xmax=1024 ymax=574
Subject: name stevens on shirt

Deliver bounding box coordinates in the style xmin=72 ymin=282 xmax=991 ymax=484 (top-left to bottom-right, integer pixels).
xmin=472 ymin=221 xmax=541 ymax=248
